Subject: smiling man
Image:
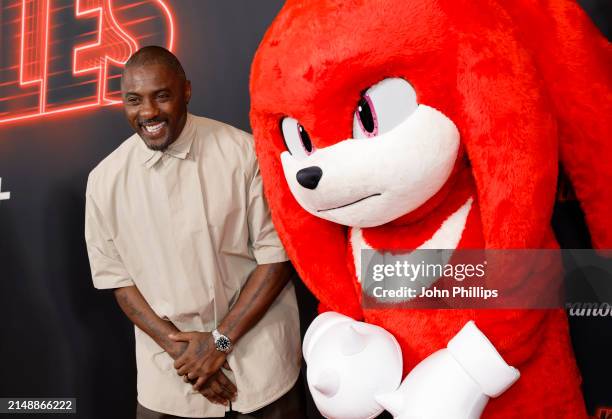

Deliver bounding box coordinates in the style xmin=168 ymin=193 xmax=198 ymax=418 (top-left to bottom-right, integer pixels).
xmin=122 ymin=49 xmax=188 ymax=151
xmin=84 ymin=46 xmax=304 ymax=418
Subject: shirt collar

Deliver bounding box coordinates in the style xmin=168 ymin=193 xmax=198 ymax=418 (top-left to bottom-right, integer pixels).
xmin=139 ymin=113 xmax=196 ymax=168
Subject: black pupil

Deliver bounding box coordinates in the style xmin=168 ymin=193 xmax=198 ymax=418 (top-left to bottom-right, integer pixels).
xmin=298 ymin=125 xmax=313 ymax=152
xmin=358 ymin=97 xmax=375 ymax=133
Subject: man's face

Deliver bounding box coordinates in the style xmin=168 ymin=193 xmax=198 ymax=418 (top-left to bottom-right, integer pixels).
xmin=121 ymin=63 xmax=192 ymax=151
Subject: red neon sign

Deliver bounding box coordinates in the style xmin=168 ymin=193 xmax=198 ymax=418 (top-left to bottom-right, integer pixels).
xmin=0 ymin=0 xmax=175 ymax=125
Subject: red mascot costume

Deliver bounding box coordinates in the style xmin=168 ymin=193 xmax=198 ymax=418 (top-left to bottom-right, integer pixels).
xmin=249 ymin=0 xmax=611 ymax=417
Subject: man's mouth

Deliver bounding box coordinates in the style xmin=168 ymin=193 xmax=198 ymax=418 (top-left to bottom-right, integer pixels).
xmin=140 ymin=121 xmax=167 ymax=137
xmin=317 ymin=193 xmax=381 ymax=212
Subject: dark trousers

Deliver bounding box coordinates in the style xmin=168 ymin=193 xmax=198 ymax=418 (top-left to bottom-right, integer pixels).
xmin=136 ymin=379 xmax=307 ymax=419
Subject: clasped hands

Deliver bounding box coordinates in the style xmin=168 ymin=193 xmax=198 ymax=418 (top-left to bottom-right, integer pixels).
xmin=168 ymin=331 xmax=237 ymax=406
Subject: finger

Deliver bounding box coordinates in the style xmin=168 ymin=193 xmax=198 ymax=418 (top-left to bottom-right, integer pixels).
xmin=200 ymin=387 xmax=214 ymax=401
xmin=201 ymin=388 xmax=227 ymax=406
xmin=174 ymin=351 xmax=191 ymax=369
xmin=183 ymin=374 xmax=190 ymax=384
xmin=210 ymin=377 xmax=234 ymax=401
xmin=194 ymin=368 xmax=214 ymax=386
xmin=177 ymin=364 xmax=191 ymax=376
xmin=216 ymin=371 xmax=237 ymax=395
xmin=187 ymin=371 xmax=198 ymax=381
xmin=192 ymin=376 xmax=205 ymax=391
xmin=222 ymin=360 xmax=231 ymax=370
xmin=168 ymin=332 xmax=193 ymax=342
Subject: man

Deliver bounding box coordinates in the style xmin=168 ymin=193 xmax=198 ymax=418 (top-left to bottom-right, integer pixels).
xmin=84 ymin=46 xmax=304 ymax=418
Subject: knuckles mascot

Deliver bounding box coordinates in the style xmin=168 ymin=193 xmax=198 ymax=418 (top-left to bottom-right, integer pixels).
xmin=249 ymin=0 xmax=611 ymax=418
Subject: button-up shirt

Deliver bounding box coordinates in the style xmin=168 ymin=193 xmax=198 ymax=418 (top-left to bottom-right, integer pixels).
xmin=85 ymin=114 xmax=301 ymax=417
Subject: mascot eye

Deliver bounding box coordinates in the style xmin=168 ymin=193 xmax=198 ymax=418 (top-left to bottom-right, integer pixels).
xmin=356 ymin=96 xmax=378 ymax=137
xmin=281 ymin=117 xmax=316 ymax=159
xmin=353 ymin=78 xmax=418 ymax=139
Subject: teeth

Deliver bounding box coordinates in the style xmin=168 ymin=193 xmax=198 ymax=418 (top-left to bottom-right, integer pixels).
xmin=144 ymin=122 xmax=165 ymax=133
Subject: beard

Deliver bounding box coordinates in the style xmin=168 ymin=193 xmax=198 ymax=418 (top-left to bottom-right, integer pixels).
xmin=144 ymin=137 xmax=174 ymax=151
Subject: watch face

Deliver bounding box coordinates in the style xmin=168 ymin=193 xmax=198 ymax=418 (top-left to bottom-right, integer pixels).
xmin=216 ymin=336 xmax=231 ymax=352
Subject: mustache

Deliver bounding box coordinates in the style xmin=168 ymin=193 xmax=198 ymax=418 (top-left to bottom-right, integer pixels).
xmin=139 ymin=118 xmax=167 ymax=125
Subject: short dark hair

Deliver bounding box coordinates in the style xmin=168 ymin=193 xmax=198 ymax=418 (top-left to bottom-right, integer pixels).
xmin=123 ymin=46 xmax=186 ymax=80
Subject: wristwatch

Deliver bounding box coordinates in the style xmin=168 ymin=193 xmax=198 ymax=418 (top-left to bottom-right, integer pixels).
xmin=212 ymin=329 xmax=232 ymax=353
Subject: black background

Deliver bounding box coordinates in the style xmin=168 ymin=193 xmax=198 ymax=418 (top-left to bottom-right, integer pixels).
xmin=0 ymin=1 xmax=610 ymax=418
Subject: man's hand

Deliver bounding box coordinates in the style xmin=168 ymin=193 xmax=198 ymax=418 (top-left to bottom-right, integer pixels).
xmin=166 ymin=262 xmax=292 ymax=405
xmin=169 ymin=331 xmax=236 ymax=404
xmin=193 ymin=370 xmax=237 ymax=406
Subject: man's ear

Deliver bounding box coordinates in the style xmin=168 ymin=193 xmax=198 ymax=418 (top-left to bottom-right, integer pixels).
xmin=184 ymin=79 xmax=192 ymax=104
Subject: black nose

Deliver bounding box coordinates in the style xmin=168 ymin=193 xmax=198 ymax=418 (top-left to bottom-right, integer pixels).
xmin=296 ymin=166 xmax=323 ymax=190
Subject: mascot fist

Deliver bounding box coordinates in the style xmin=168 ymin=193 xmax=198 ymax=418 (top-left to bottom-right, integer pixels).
xmin=303 ymin=312 xmax=402 ymax=419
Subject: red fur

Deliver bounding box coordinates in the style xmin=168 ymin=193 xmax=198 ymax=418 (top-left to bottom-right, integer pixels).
xmin=250 ymin=0 xmax=610 ymax=417
xmin=501 ymin=0 xmax=612 ymax=249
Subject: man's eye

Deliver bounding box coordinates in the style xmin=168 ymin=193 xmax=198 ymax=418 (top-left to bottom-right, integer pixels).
xmin=157 ymin=93 xmax=170 ymax=100
xmin=126 ymin=97 xmax=140 ymax=104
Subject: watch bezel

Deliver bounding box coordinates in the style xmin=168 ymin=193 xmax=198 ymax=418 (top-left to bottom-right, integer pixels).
xmin=213 ymin=331 xmax=232 ymax=353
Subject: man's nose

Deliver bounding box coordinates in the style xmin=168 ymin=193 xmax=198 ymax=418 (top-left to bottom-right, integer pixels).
xmin=296 ymin=166 xmax=323 ymax=190
xmin=139 ymin=98 xmax=159 ymax=120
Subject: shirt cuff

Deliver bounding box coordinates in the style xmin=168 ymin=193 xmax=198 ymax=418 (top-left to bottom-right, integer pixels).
xmin=253 ymin=246 xmax=289 ymax=265
xmin=92 ymin=275 xmax=135 ymax=290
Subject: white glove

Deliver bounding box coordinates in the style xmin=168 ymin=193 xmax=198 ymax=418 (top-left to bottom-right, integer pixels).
xmin=375 ymin=321 xmax=520 ymax=419
xmin=303 ymin=312 xmax=403 ymax=419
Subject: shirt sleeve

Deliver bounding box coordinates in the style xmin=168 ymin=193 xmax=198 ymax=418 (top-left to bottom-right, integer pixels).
xmin=246 ymin=150 xmax=289 ymax=265
xmin=84 ymin=175 xmax=134 ymax=289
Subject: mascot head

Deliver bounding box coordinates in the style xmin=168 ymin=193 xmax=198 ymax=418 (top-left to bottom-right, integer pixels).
xmin=249 ymin=0 xmax=611 ymax=317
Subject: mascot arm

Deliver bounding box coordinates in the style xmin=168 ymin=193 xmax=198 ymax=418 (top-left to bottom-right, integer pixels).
xmin=376 ymin=321 xmax=519 ymax=419
xmin=454 ymin=2 xmax=563 ymax=367
xmin=471 ymin=309 xmax=548 ymax=367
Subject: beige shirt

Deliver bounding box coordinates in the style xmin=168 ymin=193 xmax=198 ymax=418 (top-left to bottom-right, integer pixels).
xmin=85 ymin=114 xmax=301 ymax=417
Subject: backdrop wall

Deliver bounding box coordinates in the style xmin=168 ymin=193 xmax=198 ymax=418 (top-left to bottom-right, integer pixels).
xmin=0 ymin=1 xmax=609 ymax=418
